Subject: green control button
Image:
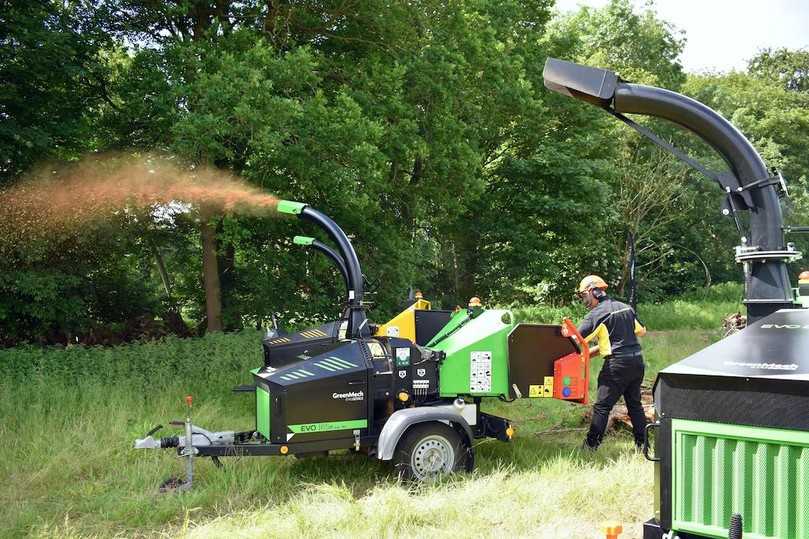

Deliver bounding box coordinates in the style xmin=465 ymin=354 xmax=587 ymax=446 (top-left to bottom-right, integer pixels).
xmin=563 ymin=376 xmax=571 ymax=386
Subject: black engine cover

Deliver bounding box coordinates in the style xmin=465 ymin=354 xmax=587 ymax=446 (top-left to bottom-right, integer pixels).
xmin=262 ymin=320 xmax=342 ymax=369
xmin=254 ymin=336 xmax=443 ymax=446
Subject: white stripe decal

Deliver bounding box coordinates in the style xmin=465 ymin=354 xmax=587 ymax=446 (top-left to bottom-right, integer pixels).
xmin=321 ymin=358 xmax=346 ymax=369
xmin=315 ymin=362 xmax=337 ymax=372
xmin=329 ymin=357 xmax=356 ymax=368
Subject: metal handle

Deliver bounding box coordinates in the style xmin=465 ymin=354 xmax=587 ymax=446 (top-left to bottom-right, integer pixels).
xmin=562 ymin=318 xmax=590 ymax=404
xmin=644 ymin=421 xmax=661 ymax=462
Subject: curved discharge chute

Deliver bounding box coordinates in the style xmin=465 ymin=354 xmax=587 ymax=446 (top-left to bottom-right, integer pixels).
xmin=543 ymin=58 xmax=801 ymax=322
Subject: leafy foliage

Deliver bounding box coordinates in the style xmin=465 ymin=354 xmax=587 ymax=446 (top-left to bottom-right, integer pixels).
xmin=748 ymin=47 xmax=809 ymax=93
xmin=0 ymin=1 xmax=113 ymax=182
xmin=1 ymin=0 xmax=807 ymax=345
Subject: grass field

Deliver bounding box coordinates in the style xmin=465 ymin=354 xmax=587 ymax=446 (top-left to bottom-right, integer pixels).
xmin=0 ymin=296 xmax=732 ymax=538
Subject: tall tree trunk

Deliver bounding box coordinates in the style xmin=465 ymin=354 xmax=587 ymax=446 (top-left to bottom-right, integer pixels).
xmin=217 ymin=229 xmax=239 ymax=330
xmin=201 ymin=220 xmax=223 ymax=332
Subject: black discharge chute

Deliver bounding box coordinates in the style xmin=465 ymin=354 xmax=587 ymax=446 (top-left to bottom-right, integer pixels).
xmin=543 ymin=58 xmax=801 ymax=322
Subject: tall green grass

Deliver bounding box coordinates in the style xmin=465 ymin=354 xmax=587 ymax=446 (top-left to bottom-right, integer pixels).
xmin=0 ymin=301 xmax=725 ymax=537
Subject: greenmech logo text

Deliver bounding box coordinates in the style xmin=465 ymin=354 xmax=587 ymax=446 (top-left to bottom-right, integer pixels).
xmin=332 ymin=391 xmax=364 ymax=401
xmin=723 ymin=360 xmax=798 ymax=371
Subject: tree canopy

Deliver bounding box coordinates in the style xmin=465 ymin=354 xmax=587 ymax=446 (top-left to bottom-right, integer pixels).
xmin=1 ymin=0 xmax=807 ymax=345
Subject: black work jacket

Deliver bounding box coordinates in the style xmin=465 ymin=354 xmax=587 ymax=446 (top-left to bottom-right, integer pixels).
xmin=577 ymin=297 xmax=645 ymax=358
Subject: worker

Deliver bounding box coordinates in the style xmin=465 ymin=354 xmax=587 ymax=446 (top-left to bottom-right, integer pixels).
xmin=562 ymin=275 xmax=647 ymax=451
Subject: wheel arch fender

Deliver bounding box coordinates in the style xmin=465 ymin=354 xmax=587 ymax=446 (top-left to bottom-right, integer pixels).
xmin=376 ymin=405 xmax=474 ymax=461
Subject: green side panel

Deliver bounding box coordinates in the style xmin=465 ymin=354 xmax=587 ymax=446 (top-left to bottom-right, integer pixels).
xmin=293 ymin=235 xmax=314 ymax=246
xmin=672 ymin=419 xmax=809 ymax=539
xmin=288 ymin=419 xmax=367 ymax=433
xmin=256 ymin=386 xmax=270 ymax=439
xmin=434 ymin=309 xmax=515 ymax=398
xmin=426 ymin=309 xmax=468 ymax=347
xmin=277 ymin=199 xmax=306 ymax=215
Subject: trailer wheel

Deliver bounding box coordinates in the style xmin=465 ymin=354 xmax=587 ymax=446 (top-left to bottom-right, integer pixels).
xmin=393 ymin=422 xmax=467 ymax=481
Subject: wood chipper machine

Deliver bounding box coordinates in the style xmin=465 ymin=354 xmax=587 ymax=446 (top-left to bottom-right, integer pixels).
xmin=543 ymin=57 xmax=808 ymax=539
xmin=135 ymin=200 xmax=593 ymax=481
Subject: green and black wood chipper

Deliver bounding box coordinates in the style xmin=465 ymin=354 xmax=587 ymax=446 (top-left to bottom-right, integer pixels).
xmin=135 ymin=200 xmax=593 ymax=481
xmin=544 ymin=58 xmax=809 ymax=539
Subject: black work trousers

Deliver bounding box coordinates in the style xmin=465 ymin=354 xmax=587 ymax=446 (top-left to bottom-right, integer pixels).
xmin=585 ymin=354 xmax=646 ymax=448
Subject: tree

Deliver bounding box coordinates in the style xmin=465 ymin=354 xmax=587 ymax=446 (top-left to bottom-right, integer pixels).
xmin=748 ymin=48 xmax=809 ymax=93
xmin=556 ymin=0 xmax=686 ymax=89
xmin=612 ymin=150 xmax=691 ymax=293
xmin=0 ymin=1 xmax=112 ymax=182
xmin=507 ymin=0 xmax=691 ymax=301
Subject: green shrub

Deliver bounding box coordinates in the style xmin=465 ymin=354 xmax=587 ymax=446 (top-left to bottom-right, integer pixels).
xmin=0 ymin=330 xmax=262 ymax=389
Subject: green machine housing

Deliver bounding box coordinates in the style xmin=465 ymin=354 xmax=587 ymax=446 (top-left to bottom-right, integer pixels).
xmin=645 ymin=309 xmax=809 ymax=539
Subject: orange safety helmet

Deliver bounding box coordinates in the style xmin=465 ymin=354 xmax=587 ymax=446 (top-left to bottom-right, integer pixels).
xmin=577 ymin=275 xmax=608 ymax=294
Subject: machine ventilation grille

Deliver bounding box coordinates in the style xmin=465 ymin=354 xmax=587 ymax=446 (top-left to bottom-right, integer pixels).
xmin=279 ymin=369 xmax=316 ymax=381
xmin=672 ymin=419 xmax=809 ymax=539
xmin=314 ymin=357 xmax=357 ymax=372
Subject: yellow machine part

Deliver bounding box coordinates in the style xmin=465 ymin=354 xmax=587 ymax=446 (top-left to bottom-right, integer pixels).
xmin=375 ymin=298 xmax=432 ymax=341
xmin=528 ymin=376 xmax=555 ymax=398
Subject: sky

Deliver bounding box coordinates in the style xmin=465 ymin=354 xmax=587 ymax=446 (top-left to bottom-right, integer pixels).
xmin=554 ymin=0 xmax=809 ymax=73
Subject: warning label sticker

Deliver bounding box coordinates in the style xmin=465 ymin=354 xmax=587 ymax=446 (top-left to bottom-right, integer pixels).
xmin=470 ymin=351 xmax=492 ymax=392
xmin=395 ymin=347 xmax=411 ymax=367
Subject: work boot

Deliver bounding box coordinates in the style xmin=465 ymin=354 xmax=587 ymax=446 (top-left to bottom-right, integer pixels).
xmin=581 ymin=439 xmax=598 ymax=452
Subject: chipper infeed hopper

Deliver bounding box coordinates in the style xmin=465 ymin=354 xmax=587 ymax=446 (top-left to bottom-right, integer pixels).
xmin=134 ymin=200 xmax=593 ymax=483
xmin=543 ymin=57 xmax=807 ymax=539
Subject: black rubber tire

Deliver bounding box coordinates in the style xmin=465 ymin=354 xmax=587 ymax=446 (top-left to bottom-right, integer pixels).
xmin=392 ymin=422 xmax=467 ymax=481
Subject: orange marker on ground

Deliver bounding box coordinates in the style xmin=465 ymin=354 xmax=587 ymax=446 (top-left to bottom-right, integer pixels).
xmin=605 ymin=523 xmax=622 ymax=539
